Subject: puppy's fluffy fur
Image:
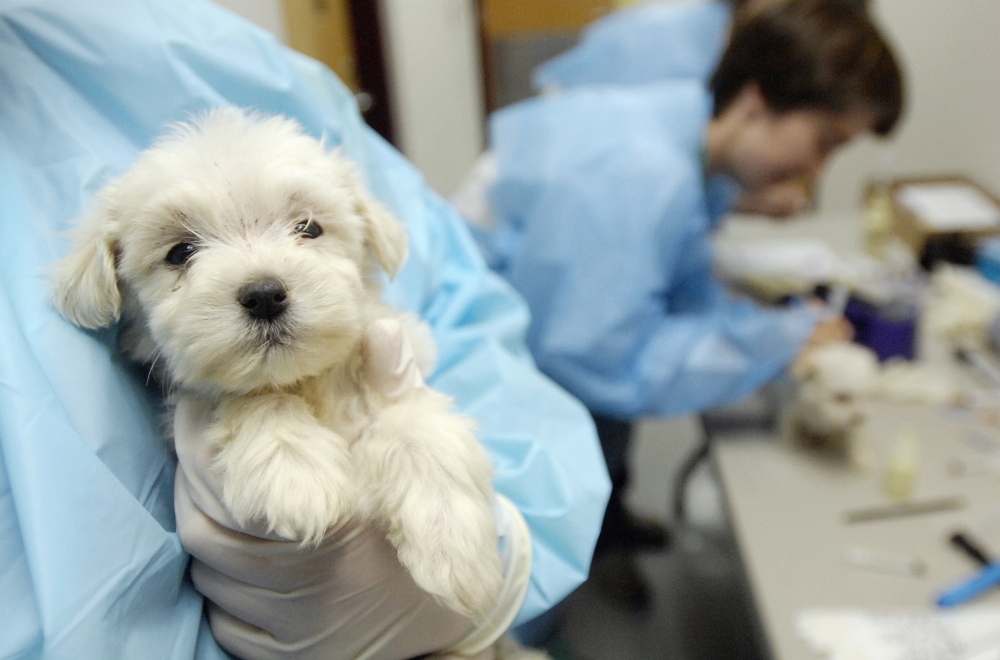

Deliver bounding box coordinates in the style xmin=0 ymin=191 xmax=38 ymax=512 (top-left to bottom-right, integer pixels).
xmin=51 ymin=109 xmax=501 ymax=619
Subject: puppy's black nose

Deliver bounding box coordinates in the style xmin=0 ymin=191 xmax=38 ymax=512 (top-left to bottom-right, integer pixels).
xmin=238 ymin=277 xmax=288 ymax=321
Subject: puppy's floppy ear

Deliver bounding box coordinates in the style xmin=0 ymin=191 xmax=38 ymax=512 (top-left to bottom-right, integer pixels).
xmin=50 ymin=198 xmax=122 ymax=329
xmin=328 ymin=148 xmax=407 ymax=277
xmin=351 ymin=180 xmax=408 ymax=279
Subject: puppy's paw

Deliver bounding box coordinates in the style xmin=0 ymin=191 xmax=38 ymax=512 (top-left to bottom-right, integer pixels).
xmin=224 ymin=439 xmax=353 ymax=545
xmin=212 ymin=398 xmax=355 ymax=545
xmin=355 ymin=389 xmax=501 ymax=616
xmin=394 ymin=490 xmax=503 ymax=619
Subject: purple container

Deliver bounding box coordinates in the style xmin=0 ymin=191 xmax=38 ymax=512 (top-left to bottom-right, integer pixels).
xmin=844 ymin=298 xmax=917 ymax=362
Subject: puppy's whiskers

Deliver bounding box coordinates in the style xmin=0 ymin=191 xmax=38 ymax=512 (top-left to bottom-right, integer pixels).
xmin=146 ymin=347 xmax=164 ymax=387
xmin=160 ymin=378 xmax=180 ymax=401
xmin=145 ymin=348 xmax=176 ymax=399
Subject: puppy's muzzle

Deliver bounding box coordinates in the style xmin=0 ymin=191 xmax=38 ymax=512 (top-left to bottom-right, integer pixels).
xmin=239 ymin=277 xmax=289 ymax=321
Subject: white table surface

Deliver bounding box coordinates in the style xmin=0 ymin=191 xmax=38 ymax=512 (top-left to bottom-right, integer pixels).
xmin=713 ymin=401 xmax=1000 ymax=659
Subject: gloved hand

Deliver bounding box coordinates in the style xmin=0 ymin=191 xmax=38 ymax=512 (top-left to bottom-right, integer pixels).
xmin=173 ymin=319 xmax=533 ymax=660
xmin=790 ymin=312 xmax=855 ymax=378
xmin=803 ymin=315 xmax=855 ymax=350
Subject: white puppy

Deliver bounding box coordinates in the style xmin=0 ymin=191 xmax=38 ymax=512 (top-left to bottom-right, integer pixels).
xmin=786 ymin=342 xmax=880 ymax=465
xmin=50 ymin=109 xmax=502 ymax=621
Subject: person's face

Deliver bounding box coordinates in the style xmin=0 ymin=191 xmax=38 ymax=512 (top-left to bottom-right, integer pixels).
xmin=725 ymin=103 xmax=876 ymax=218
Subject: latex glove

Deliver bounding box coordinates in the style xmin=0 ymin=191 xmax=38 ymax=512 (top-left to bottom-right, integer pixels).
xmin=804 ymin=315 xmax=855 ymax=348
xmin=173 ymin=319 xmax=533 ymax=660
xmin=791 ymin=314 xmax=856 ymax=376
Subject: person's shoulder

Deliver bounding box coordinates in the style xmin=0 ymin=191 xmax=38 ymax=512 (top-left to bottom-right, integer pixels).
xmin=616 ymin=81 xmax=714 ymax=152
xmin=624 ymin=78 xmax=712 ymax=107
xmin=496 ymin=79 xmax=710 ymax=121
xmin=487 ymin=82 xmax=712 ymax=213
xmin=490 ymin=81 xmax=710 ymax=176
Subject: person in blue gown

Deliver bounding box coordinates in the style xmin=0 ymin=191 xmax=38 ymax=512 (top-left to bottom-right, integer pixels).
xmin=471 ymin=0 xmax=904 ymax=609
xmin=0 ymin=0 xmax=610 ymax=657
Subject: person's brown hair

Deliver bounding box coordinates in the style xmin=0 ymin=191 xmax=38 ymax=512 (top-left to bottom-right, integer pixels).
xmin=711 ymin=0 xmax=904 ymax=135
xmin=728 ymin=0 xmax=872 ymax=11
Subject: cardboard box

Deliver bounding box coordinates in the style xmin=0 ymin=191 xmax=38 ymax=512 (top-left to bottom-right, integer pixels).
xmin=871 ymin=176 xmax=1000 ymax=259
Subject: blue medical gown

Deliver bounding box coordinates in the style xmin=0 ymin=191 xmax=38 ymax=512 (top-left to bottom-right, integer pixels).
xmin=0 ymin=1 xmax=610 ymax=657
xmin=479 ymin=82 xmax=818 ymax=420
xmin=533 ymin=0 xmax=732 ymax=92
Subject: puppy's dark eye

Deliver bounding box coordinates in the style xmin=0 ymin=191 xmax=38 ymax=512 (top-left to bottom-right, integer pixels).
xmin=294 ymin=220 xmax=323 ymax=239
xmin=166 ymin=242 xmax=198 ymax=265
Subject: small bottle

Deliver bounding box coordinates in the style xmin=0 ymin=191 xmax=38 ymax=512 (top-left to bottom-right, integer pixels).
xmin=864 ymin=149 xmax=896 ymax=260
xmin=865 ymin=184 xmax=893 ymax=260
xmin=884 ymin=431 xmax=919 ymax=500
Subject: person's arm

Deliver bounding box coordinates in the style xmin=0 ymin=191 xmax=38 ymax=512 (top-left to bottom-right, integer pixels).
xmin=502 ymin=167 xmax=817 ymax=420
xmin=538 ymin=248 xmax=816 ymax=419
xmin=645 ymin=229 xmax=820 ymax=414
xmin=0 ymin=2 xmax=609 ymax=655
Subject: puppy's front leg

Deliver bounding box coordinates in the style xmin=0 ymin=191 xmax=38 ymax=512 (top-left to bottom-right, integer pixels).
xmin=207 ymin=393 xmax=354 ymax=545
xmin=355 ymin=389 xmax=502 ymax=619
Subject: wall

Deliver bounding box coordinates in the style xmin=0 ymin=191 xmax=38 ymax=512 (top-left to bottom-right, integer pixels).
xmin=379 ymin=0 xmax=487 ymax=196
xmin=818 ymin=0 xmax=1000 ymax=215
xmin=208 ymin=0 xmax=486 ymax=197
xmin=212 ymin=0 xmax=287 ymax=42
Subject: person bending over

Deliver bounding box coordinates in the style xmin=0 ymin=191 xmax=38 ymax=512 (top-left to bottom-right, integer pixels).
xmin=464 ymin=0 xmax=903 ymax=610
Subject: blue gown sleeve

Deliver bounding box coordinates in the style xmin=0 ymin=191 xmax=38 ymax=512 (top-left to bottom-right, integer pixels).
xmin=532 ymin=0 xmax=732 ymax=91
xmin=651 ymin=222 xmax=820 ymax=416
xmin=486 ymin=87 xmax=817 ymax=420
xmin=507 ymin=180 xmax=816 ymax=420
xmin=0 ymin=0 xmax=609 ymax=657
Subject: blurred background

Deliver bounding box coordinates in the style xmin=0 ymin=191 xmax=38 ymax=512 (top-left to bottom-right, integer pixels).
xmin=209 ymin=2 xmax=1000 ymax=658
xmin=215 ymin=0 xmax=1000 ymax=214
